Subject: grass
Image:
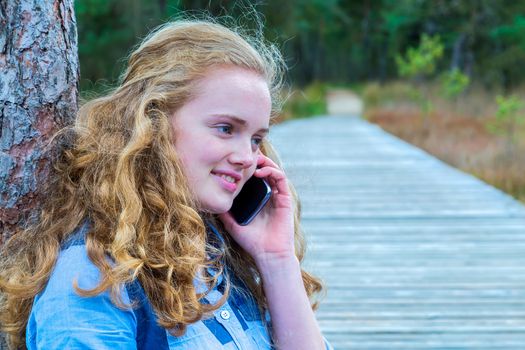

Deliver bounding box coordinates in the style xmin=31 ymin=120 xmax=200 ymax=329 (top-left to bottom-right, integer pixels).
xmin=277 ymin=82 xmax=328 ymax=123
xmin=362 ymin=81 xmax=525 ymax=203
xmin=277 ymin=81 xmax=365 ymax=123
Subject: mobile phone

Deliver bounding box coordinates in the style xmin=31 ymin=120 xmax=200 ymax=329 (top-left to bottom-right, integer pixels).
xmin=229 ymin=176 xmax=272 ymax=226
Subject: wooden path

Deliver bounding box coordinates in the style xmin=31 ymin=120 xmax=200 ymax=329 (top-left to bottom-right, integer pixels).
xmin=269 ymin=115 xmax=525 ymax=350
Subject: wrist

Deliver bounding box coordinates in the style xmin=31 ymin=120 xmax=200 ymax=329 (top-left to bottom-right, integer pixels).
xmin=255 ymin=253 xmax=300 ymax=276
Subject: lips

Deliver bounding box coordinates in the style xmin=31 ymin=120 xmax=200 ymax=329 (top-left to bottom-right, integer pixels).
xmin=211 ymin=170 xmax=241 ymax=181
xmin=217 ymin=174 xmax=237 ymax=183
xmin=212 ymin=174 xmax=238 ymax=192
xmin=211 ymin=170 xmax=242 ymax=193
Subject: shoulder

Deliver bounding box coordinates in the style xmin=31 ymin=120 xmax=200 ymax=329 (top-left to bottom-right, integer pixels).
xmin=45 ymin=244 xmax=102 ymax=293
xmin=44 ymin=220 xmax=122 ymax=297
xmin=26 ymin=223 xmax=138 ymax=349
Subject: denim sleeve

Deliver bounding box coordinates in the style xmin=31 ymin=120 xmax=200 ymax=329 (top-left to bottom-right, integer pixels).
xmin=26 ymin=245 xmax=138 ymax=350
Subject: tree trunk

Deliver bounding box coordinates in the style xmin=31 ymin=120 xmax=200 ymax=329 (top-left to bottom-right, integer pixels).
xmin=450 ymin=33 xmax=466 ymax=70
xmin=0 ymin=1 xmax=79 ymax=244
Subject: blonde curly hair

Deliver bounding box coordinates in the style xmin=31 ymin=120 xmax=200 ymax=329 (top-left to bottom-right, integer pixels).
xmin=0 ymin=19 xmax=323 ymax=349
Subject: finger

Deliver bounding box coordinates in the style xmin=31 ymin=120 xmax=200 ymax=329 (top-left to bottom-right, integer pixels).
xmin=257 ymin=154 xmax=280 ymax=170
xmin=254 ymin=166 xmax=285 ymax=181
xmin=254 ymin=166 xmax=290 ymax=196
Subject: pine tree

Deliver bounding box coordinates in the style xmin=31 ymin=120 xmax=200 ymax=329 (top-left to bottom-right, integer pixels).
xmin=0 ymin=1 xmax=79 ymax=244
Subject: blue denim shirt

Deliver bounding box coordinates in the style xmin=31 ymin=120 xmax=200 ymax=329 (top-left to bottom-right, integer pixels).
xmin=26 ymin=221 xmax=332 ymax=349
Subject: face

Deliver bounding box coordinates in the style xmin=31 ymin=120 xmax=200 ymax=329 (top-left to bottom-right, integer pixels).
xmin=171 ymin=65 xmax=272 ymax=214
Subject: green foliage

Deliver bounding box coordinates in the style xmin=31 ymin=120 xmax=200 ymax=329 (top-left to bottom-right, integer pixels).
xmin=394 ymin=34 xmax=444 ymax=120
xmin=487 ymin=95 xmax=525 ymax=141
xmin=75 ymin=0 xmax=525 ymax=95
xmin=441 ymin=68 xmax=470 ymax=99
xmin=76 ymin=0 xmax=182 ymax=92
xmin=496 ymin=96 xmax=524 ymax=119
xmin=489 ymin=15 xmax=525 ymax=86
xmin=396 ymin=34 xmax=444 ymax=79
xmin=491 ymin=15 xmax=525 ymax=42
xmin=282 ymin=82 xmax=327 ymax=119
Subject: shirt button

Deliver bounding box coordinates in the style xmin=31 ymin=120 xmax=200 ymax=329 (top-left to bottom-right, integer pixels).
xmin=220 ymin=310 xmax=231 ymax=320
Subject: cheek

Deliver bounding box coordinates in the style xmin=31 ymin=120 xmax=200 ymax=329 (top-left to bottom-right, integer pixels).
xmin=248 ymin=161 xmax=257 ymax=176
xmin=239 ymin=163 xmax=258 ymax=190
xmin=176 ymin=138 xmax=221 ymax=178
xmin=173 ymin=137 xmax=203 ymax=179
xmin=175 ymin=132 xmax=204 ymax=160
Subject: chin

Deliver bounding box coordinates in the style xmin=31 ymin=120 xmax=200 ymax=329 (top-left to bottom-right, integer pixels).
xmin=201 ymin=200 xmax=233 ymax=215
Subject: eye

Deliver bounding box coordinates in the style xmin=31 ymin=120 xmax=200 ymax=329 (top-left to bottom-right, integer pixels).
xmin=251 ymin=137 xmax=264 ymax=150
xmin=215 ymin=124 xmax=233 ymax=135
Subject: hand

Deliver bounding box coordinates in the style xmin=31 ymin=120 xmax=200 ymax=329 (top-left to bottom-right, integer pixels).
xmin=218 ymin=154 xmax=296 ymax=266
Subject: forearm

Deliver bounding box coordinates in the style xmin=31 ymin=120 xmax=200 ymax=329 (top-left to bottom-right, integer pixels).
xmin=256 ymin=254 xmax=324 ymax=350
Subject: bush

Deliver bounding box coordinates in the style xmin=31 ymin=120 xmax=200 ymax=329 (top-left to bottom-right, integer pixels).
xmin=281 ymin=82 xmax=327 ymax=120
xmin=396 ymin=34 xmax=444 ymax=79
xmin=441 ymin=68 xmax=470 ymax=99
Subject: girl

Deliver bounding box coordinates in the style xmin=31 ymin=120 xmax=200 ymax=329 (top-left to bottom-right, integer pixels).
xmin=0 ymin=19 xmax=330 ymax=349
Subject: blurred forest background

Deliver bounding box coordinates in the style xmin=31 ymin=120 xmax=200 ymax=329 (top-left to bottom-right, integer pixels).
xmin=76 ymin=0 xmax=525 ymax=202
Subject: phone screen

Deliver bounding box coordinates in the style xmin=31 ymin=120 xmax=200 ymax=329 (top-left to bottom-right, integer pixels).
xmin=229 ymin=176 xmax=272 ymax=226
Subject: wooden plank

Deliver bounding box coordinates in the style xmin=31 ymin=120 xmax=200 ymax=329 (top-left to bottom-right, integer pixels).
xmin=270 ymin=116 xmax=525 ymax=349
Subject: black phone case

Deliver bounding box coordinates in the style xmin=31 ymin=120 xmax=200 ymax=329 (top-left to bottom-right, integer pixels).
xmin=229 ymin=176 xmax=272 ymax=225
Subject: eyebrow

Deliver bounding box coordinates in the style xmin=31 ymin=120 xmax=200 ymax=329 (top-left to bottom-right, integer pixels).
xmin=212 ymin=114 xmax=270 ymax=134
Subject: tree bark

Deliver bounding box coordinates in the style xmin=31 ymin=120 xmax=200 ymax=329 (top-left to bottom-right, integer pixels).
xmin=0 ymin=0 xmax=79 ymax=244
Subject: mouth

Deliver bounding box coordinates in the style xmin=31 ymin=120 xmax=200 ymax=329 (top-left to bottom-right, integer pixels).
xmin=216 ymin=173 xmax=237 ymax=183
xmin=211 ymin=170 xmax=241 ymax=193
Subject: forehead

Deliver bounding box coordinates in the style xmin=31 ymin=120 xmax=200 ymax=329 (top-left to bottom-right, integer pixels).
xmin=194 ymin=65 xmax=269 ymax=100
xmin=176 ymin=65 xmax=272 ymax=127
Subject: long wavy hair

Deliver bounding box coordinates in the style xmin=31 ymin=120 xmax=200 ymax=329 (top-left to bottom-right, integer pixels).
xmin=0 ymin=19 xmax=324 ymax=349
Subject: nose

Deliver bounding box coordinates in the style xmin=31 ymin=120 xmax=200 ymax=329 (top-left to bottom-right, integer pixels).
xmin=228 ymin=140 xmax=255 ymax=169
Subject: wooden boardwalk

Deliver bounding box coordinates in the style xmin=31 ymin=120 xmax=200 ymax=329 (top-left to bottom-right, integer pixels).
xmin=270 ymin=115 xmax=525 ymax=350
